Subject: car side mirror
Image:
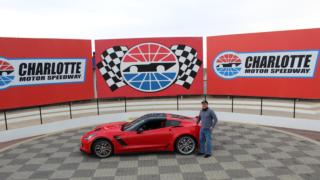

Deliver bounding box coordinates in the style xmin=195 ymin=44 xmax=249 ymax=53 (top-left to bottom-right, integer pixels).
xmin=137 ymin=127 xmax=144 ymax=134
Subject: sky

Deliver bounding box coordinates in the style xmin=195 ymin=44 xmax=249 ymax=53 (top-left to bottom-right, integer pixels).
xmin=0 ymin=0 xmax=319 ymax=66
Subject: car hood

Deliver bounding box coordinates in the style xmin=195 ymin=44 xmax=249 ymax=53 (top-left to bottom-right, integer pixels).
xmin=95 ymin=121 xmax=127 ymax=131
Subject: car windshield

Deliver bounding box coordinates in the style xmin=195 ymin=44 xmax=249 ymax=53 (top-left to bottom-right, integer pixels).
xmin=122 ymin=115 xmax=146 ymax=131
xmin=122 ymin=113 xmax=167 ymax=131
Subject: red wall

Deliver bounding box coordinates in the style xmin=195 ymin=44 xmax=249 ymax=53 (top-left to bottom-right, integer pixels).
xmin=1 ymin=28 xmax=319 ymax=111
xmin=95 ymin=37 xmax=203 ymax=98
xmin=0 ymin=37 xmax=94 ymax=110
xmin=207 ymin=29 xmax=320 ymax=99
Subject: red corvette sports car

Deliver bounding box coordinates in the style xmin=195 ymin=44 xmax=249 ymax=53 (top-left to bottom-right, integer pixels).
xmin=80 ymin=113 xmax=200 ymax=158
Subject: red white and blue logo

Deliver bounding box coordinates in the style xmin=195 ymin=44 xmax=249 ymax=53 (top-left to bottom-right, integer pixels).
xmin=121 ymin=43 xmax=179 ymax=92
xmin=0 ymin=58 xmax=15 ymax=89
xmin=213 ymin=52 xmax=242 ymax=79
xmin=97 ymin=43 xmax=202 ymax=92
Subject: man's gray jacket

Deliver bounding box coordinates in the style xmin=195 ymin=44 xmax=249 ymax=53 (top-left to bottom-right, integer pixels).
xmin=198 ymin=108 xmax=218 ymax=129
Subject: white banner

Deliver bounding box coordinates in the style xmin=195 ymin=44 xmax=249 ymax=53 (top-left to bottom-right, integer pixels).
xmin=0 ymin=57 xmax=86 ymax=90
xmin=213 ymin=50 xmax=318 ymax=79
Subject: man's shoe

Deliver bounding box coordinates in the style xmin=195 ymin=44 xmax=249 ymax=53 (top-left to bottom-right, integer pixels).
xmin=197 ymin=152 xmax=204 ymax=156
xmin=204 ymin=154 xmax=211 ymax=158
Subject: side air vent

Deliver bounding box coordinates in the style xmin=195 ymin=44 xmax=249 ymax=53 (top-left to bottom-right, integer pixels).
xmin=114 ymin=135 xmax=127 ymax=146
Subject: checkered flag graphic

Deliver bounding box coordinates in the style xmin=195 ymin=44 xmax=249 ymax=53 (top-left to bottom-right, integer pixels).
xmin=97 ymin=46 xmax=128 ymax=91
xmin=171 ymin=45 xmax=202 ymax=89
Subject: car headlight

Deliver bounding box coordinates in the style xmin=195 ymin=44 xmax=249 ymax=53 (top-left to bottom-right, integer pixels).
xmin=84 ymin=133 xmax=96 ymax=140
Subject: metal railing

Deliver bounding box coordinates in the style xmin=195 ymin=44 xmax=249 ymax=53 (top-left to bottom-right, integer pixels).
xmin=0 ymin=95 xmax=319 ymax=131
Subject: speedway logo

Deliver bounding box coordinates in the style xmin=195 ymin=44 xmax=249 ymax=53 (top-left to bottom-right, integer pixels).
xmin=97 ymin=43 xmax=202 ymax=92
xmin=213 ymin=50 xmax=319 ymax=79
xmin=0 ymin=57 xmax=86 ymax=90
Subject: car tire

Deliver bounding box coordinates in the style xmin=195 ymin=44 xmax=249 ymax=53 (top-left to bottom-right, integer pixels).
xmin=92 ymin=139 xmax=113 ymax=158
xmin=175 ymin=135 xmax=196 ymax=155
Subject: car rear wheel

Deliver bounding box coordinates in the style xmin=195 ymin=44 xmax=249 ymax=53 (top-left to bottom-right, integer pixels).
xmin=92 ymin=139 xmax=113 ymax=158
xmin=175 ymin=136 xmax=196 ymax=155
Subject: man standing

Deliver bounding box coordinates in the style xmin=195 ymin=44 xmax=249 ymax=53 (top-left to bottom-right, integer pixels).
xmin=197 ymin=100 xmax=218 ymax=158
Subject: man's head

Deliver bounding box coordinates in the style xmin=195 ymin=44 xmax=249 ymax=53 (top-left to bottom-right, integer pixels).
xmin=201 ymin=100 xmax=208 ymax=110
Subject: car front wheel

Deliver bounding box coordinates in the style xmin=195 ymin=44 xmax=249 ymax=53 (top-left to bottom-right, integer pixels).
xmin=92 ymin=139 xmax=113 ymax=158
xmin=175 ymin=136 xmax=196 ymax=155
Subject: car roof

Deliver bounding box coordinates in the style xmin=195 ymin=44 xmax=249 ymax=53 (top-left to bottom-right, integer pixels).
xmin=167 ymin=113 xmax=193 ymax=120
xmin=140 ymin=113 xmax=192 ymax=121
xmin=143 ymin=113 xmax=166 ymax=118
xmin=137 ymin=113 xmax=166 ymax=122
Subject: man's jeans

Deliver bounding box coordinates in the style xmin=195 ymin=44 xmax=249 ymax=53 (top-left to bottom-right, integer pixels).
xmin=199 ymin=128 xmax=212 ymax=155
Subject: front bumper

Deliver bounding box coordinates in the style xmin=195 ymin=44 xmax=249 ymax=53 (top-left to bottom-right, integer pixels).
xmin=80 ymin=136 xmax=92 ymax=154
